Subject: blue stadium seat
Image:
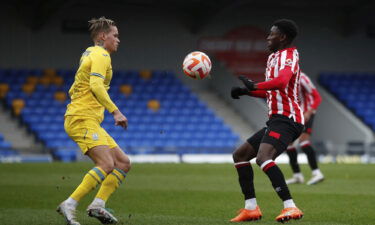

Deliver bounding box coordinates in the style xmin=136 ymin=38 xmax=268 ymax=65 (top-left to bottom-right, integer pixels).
xmin=320 ymin=72 xmax=375 ymax=131
xmin=2 ymin=68 xmax=240 ymax=156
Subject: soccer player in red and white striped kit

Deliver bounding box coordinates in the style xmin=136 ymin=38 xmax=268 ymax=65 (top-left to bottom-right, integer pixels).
xmin=285 ymin=72 xmax=324 ymax=185
xmin=230 ymin=19 xmax=304 ymax=223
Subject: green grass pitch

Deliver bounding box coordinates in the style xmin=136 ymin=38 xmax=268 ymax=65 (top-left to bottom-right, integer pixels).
xmin=0 ymin=162 xmax=374 ymax=225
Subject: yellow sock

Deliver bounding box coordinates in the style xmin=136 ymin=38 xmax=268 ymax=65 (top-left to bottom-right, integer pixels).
xmin=70 ymin=167 xmax=107 ymax=202
xmin=95 ymin=168 xmax=127 ymax=201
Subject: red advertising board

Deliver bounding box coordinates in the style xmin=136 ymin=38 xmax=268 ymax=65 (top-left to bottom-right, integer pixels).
xmin=198 ymin=26 xmax=269 ymax=82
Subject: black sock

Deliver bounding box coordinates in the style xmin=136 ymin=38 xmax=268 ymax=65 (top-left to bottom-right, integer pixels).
xmin=301 ymin=144 xmax=318 ymax=170
xmin=261 ymin=160 xmax=292 ymax=201
xmin=234 ymin=162 xmax=255 ymax=200
xmin=286 ymin=147 xmax=300 ymax=173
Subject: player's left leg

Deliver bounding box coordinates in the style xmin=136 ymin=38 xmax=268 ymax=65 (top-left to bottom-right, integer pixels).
xmin=256 ymin=116 xmax=304 ymax=223
xmin=299 ymin=133 xmax=324 ymax=185
xmin=86 ymin=128 xmax=131 ymax=224
xmin=92 ymin=146 xmax=131 ymax=206
xmin=257 ymin=144 xmax=304 ymax=223
xmin=87 ymin=144 xmax=131 ymax=224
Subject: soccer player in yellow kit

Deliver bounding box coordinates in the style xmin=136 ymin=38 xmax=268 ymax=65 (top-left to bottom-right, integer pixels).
xmin=57 ymin=17 xmax=130 ymax=225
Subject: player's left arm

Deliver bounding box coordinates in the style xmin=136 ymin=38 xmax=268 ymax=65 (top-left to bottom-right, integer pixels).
xmin=301 ymin=75 xmax=322 ymax=112
xmin=90 ymin=57 xmax=128 ymax=129
xmin=310 ymin=89 xmax=322 ymax=110
xmin=90 ymin=76 xmax=118 ymax=113
xmin=89 ymin=52 xmax=119 ymax=113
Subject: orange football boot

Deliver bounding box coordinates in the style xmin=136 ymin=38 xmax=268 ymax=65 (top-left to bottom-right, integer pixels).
xmin=275 ymin=207 xmax=303 ymax=223
xmin=230 ymin=206 xmax=262 ymax=222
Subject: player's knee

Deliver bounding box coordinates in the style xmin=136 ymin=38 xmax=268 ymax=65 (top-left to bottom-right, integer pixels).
xmin=100 ymin=161 xmax=115 ymax=174
xmin=118 ymin=159 xmax=131 ymax=173
xmin=255 ymin=157 xmax=265 ymax=166
xmin=232 ymin=151 xmax=238 ymax=162
xmin=232 ymin=142 xmax=255 ymax=162
xmin=124 ymin=161 xmax=131 ymax=172
xmin=116 ymin=155 xmax=131 ymax=173
xmin=255 ymin=154 xmax=273 ymax=166
xmin=232 ymin=149 xmax=244 ymax=163
xmin=299 ymin=133 xmax=310 ymax=142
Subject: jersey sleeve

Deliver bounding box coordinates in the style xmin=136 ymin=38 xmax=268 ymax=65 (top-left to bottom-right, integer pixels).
xmin=89 ymin=51 xmax=118 ymax=113
xmin=256 ymin=67 xmax=293 ymax=90
xmin=90 ymin=51 xmax=108 ymax=79
xmin=300 ymin=74 xmax=313 ymax=94
xmin=310 ymin=89 xmax=322 ymax=110
xmin=247 ymin=90 xmax=267 ymax=98
xmin=300 ymin=73 xmax=322 ymax=110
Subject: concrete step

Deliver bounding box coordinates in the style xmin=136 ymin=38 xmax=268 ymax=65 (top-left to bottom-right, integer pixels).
xmin=195 ymin=89 xmax=255 ymax=141
xmin=0 ymin=103 xmax=45 ymax=154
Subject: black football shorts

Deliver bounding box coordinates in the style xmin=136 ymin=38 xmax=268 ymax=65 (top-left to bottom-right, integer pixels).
xmin=247 ymin=114 xmax=304 ymax=154
xmin=303 ymin=114 xmax=315 ymax=134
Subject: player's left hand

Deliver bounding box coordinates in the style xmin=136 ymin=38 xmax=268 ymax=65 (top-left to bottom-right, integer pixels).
xmin=238 ymin=75 xmax=256 ymax=91
xmin=231 ymin=87 xmax=248 ymax=99
xmin=112 ymin=109 xmax=128 ymax=129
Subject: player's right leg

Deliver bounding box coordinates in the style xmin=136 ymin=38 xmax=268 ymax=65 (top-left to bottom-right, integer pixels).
xmin=57 ymin=145 xmax=114 ymax=225
xmin=299 ymin=115 xmax=324 ymax=185
xmin=57 ymin=117 xmax=114 ymax=225
xmin=230 ymin=128 xmax=265 ymax=222
xmin=299 ymin=133 xmax=324 ymax=185
xmin=285 ymin=143 xmax=304 ymax=184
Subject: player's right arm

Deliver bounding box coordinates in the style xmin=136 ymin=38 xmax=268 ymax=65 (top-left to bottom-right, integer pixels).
xmin=239 ymin=49 xmax=297 ymax=91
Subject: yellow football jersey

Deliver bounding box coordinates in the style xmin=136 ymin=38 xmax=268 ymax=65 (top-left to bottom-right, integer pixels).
xmin=65 ymin=46 xmax=118 ymax=123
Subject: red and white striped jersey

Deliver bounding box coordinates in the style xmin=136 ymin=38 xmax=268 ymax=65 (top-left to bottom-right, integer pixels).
xmin=265 ymin=47 xmax=304 ymax=124
xmin=299 ymin=72 xmax=322 ymax=112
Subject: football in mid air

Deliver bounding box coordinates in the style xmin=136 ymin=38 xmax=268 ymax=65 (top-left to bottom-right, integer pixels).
xmin=182 ymin=51 xmax=212 ymax=80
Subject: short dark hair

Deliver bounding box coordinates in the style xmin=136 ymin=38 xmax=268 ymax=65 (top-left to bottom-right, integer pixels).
xmin=272 ymin=19 xmax=298 ymax=44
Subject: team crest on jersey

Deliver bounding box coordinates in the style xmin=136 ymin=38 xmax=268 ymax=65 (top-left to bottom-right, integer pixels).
xmin=285 ymin=58 xmax=293 ymax=66
xmin=92 ymin=133 xmax=99 ymax=141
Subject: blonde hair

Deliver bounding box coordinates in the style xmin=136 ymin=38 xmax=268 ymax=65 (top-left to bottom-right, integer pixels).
xmin=88 ymin=16 xmax=116 ymax=40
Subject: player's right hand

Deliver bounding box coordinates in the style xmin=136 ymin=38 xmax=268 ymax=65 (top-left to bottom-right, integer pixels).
xmin=238 ymin=75 xmax=256 ymax=91
xmin=231 ymin=87 xmax=248 ymax=99
xmin=112 ymin=109 xmax=128 ymax=129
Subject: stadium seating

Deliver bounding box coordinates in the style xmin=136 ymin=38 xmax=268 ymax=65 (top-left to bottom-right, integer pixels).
xmin=0 ymin=68 xmax=240 ymax=161
xmin=0 ymin=133 xmax=18 ymax=157
xmin=319 ymin=72 xmax=375 ymax=131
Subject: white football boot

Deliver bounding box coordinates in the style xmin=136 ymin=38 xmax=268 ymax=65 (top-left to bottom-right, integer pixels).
xmin=87 ymin=204 xmax=118 ymax=224
xmin=57 ymin=201 xmax=80 ymax=225
xmin=307 ymin=170 xmax=324 ymax=185
xmin=286 ymin=173 xmax=305 ymax=185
